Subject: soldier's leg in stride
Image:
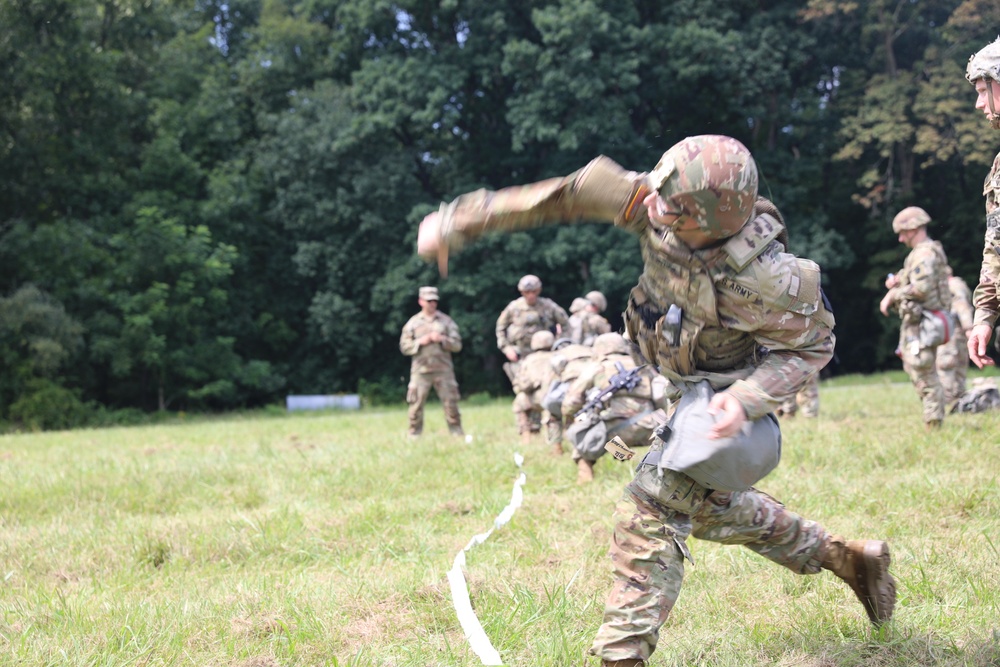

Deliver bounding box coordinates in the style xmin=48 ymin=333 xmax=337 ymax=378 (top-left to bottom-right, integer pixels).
xmin=406 ymin=375 xmax=432 ymax=436
xmin=544 ymin=410 xmax=564 ymax=455
xmin=798 ymin=377 xmax=820 ymax=418
xmin=433 ymin=372 xmax=464 ymax=436
xmin=690 ymin=487 xmax=895 ymax=625
xmin=512 ymin=393 xmax=533 ymax=444
xmin=589 ymin=465 xmax=710 ymax=664
xmin=935 ymin=337 xmax=967 ymax=407
xmin=903 ymin=345 xmax=945 ymax=426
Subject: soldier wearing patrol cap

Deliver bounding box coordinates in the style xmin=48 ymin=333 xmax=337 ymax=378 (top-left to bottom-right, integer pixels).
xmin=399 ymin=286 xmax=463 ymax=437
xmin=495 ymin=274 xmax=569 ymax=387
xmin=880 ymin=206 xmax=951 ymax=428
xmin=965 ymin=38 xmax=1000 ymax=368
xmin=417 ymin=134 xmax=895 ymax=666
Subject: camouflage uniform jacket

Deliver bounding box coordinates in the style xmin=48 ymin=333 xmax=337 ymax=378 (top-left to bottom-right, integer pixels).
xmin=434 ymin=156 xmax=835 ymax=420
xmin=399 ymin=311 xmax=462 ymax=374
xmin=496 ymin=296 xmax=569 ymax=359
xmin=885 ymin=239 xmax=951 ymax=318
xmin=949 ymin=275 xmax=975 ymax=332
xmin=552 ymin=344 xmax=596 ymax=383
xmin=512 ymin=350 xmax=559 ymax=407
xmin=568 ymin=311 xmax=612 ymax=345
xmin=562 ymin=353 xmax=657 ymax=422
xmin=973 ymin=151 xmax=1000 ymax=327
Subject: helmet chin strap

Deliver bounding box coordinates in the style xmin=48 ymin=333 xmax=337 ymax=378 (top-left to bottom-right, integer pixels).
xmin=988 ymin=80 xmax=1000 ymax=129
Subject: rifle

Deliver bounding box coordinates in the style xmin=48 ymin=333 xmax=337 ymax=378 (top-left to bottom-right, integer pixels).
xmin=574 ymin=362 xmax=646 ymax=419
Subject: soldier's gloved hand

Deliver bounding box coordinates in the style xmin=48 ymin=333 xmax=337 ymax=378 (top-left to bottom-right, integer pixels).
xmin=706 ymin=392 xmax=747 ymax=439
xmin=968 ymin=323 xmax=996 ymax=368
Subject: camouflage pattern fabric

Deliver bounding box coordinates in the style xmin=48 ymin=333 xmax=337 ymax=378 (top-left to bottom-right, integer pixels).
xmin=776 ymin=374 xmax=819 ymax=418
xmin=568 ymin=310 xmax=611 ymax=345
xmin=511 ymin=349 xmax=561 ymax=443
xmin=973 ymin=151 xmax=1000 ymax=328
xmin=594 ymin=462 xmax=828 ymax=662
xmin=562 ymin=352 xmax=662 ymax=462
xmin=430 ymin=151 xmax=839 ymax=663
xmin=937 ymin=275 xmax=974 ymax=405
xmin=885 ymin=239 xmax=950 ymax=423
xmin=399 ymin=311 xmax=463 ymax=433
xmin=496 ymin=295 xmax=569 ymax=360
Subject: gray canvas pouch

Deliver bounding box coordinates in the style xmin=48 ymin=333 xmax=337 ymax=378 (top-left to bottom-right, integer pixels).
xmin=656 ymin=380 xmax=781 ymax=491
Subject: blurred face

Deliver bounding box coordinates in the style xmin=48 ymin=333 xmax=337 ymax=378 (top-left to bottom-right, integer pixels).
xmin=642 ymin=190 xmax=714 ymax=249
xmin=418 ymin=297 xmax=438 ymax=314
xmin=897 ymin=227 xmax=925 ymax=249
xmin=521 ymin=289 xmax=540 ymax=305
xmin=974 ymin=79 xmax=1000 ymax=128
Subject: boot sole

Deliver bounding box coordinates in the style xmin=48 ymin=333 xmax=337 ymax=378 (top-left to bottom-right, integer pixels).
xmin=854 ymin=540 xmax=896 ymax=625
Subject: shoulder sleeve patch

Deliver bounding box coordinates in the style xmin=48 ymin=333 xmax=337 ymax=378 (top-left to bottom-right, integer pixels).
xmin=724 ymin=213 xmax=784 ymax=271
xmin=772 ymin=257 xmax=822 ymax=316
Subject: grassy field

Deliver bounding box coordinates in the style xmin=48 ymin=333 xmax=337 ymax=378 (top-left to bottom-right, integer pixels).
xmin=1 ymin=376 xmax=999 ymax=666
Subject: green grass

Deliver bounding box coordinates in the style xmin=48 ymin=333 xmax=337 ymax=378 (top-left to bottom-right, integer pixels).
xmin=1 ymin=377 xmax=999 ymax=666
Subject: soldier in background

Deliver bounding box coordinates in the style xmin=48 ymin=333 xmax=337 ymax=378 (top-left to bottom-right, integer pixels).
xmin=776 ymin=374 xmax=820 ymax=418
xmin=511 ymin=330 xmax=560 ymax=446
xmin=965 ymin=38 xmax=1000 ymax=369
xmin=540 ymin=337 xmax=598 ymax=455
xmin=576 ymin=290 xmax=613 ymax=345
xmin=418 ymin=134 xmax=894 ymax=666
xmin=880 ymin=206 xmax=952 ymax=429
xmin=495 ymin=274 xmax=569 ymax=386
xmin=566 ymin=297 xmax=590 ymax=344
xmin=562 ymin=332 xmax=664 ymax=483
xmin=937 ymin=267 xmax=974 ymax=408
xmin=399 ymin=286 xmax=463 ymax=437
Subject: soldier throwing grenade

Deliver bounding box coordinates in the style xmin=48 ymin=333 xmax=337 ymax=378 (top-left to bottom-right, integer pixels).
xmin=418 ymin=134 xmax=895 ymax=666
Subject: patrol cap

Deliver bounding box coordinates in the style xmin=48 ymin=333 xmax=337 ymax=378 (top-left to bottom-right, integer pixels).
xmin=419 ymin=286 xmax=439 ymax=301
xmin=891 ymin=206 xmax=931 ymax=233
xmin=569 ymin=297 xmax=589 ymax=314
xmin=585 ymin=290 xmax=607 ymax=312
xmin=530 ymin=330 xmax=555 ymax=351
xmin=518 ymin=274 xmax=542 ymax=292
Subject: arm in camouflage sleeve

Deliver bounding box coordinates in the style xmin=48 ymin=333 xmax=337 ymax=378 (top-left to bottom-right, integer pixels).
xmin=428 ymin=157 xmax=647 ymax=256
xmin=562 ymin=363 xmax=601 ymax=417
xmin=723 ymin=255 xmax=836 ymax=421
xmin=399 ymin=318 xmax=420 ymax=357
xmin=973 ymin=154 xmax=1000 ymax=328
xmin=496 ymin=305 xmax=514 ymax=355
xmin=442 ymin=316 xmax=462 ymax=354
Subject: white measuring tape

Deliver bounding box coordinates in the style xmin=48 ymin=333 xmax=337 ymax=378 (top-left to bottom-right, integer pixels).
xmin=447 ymin=452 xmax=526 ymax=665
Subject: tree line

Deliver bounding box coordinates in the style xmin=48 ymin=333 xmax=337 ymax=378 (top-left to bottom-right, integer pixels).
xmin=2 ymin=0 xmax=999 ymax=429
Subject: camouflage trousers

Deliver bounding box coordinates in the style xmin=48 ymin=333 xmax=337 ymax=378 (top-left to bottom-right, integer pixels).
xmin=590 ymin=463 xmax=828 ymax=663
xmin=406 ymin=371 xmax=462 ymax=434
xmin=935 ymin=331 xmax=969 ymax=407
xmin=512 ymin=399 xmax=559 ymax=442
xmin=900 ymin=327 xmax=944 ymax=423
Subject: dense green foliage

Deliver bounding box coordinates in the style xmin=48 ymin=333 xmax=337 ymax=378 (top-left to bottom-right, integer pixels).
xmin=2 ymin=0 xmax=1000 ymax=425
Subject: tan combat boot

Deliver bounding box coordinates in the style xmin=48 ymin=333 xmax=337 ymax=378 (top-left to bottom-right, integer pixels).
xmin=821 ymin=535 xmax=896 ymax=625
xmin=602 ymin=660 xmax=644 ymax=667
xmin=577 ymin=458 xmax=595 ymax=483
xmin=551 ymin=439 xmax=564 ymax=456
xmin=925 ymin=419 xmax=942 ymax=431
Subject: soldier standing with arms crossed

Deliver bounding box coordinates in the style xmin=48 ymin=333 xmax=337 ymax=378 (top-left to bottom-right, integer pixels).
xmin=966 ymin=38 xmax=1000 ymax=369
xmin=417 ymin=134 xmax=894 ymax=666
xmin=399 ymin=286 xmax=464 ymax=437
xmin=879 ymin=206 xmax=952 ymax=429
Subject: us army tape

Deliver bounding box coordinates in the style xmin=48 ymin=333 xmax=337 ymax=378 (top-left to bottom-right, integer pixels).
xmin=447 ymin=452 xmax=525 ymax=666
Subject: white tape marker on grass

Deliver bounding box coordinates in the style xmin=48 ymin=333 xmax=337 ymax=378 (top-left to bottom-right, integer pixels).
xmin=447 ymin=452 xmax=525 ymax=666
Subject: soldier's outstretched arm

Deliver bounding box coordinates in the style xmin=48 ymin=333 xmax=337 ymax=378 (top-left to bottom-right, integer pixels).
xmin=417 ymin=157 xmax=648 ymax=267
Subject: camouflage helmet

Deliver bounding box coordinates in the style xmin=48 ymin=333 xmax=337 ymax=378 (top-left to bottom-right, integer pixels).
xmin=647 ymin=135 xmax=759 ymax=241
xmin=585 ymin=290 xmax=607 ymax=312
xmin=892 ymin=206 xmax=931 ymax=233
xmin=966 ymin=38 xmax=1000 ymax=83
xmin=569 ymin=297 xmax=589 ymax=314
xmin=593 ymin=332 xmax=629 ymax=356
xmin=517 ymin=274 xmax=542 ymax=292
xmin=530 ymin=330 xmax=555 ymax=351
